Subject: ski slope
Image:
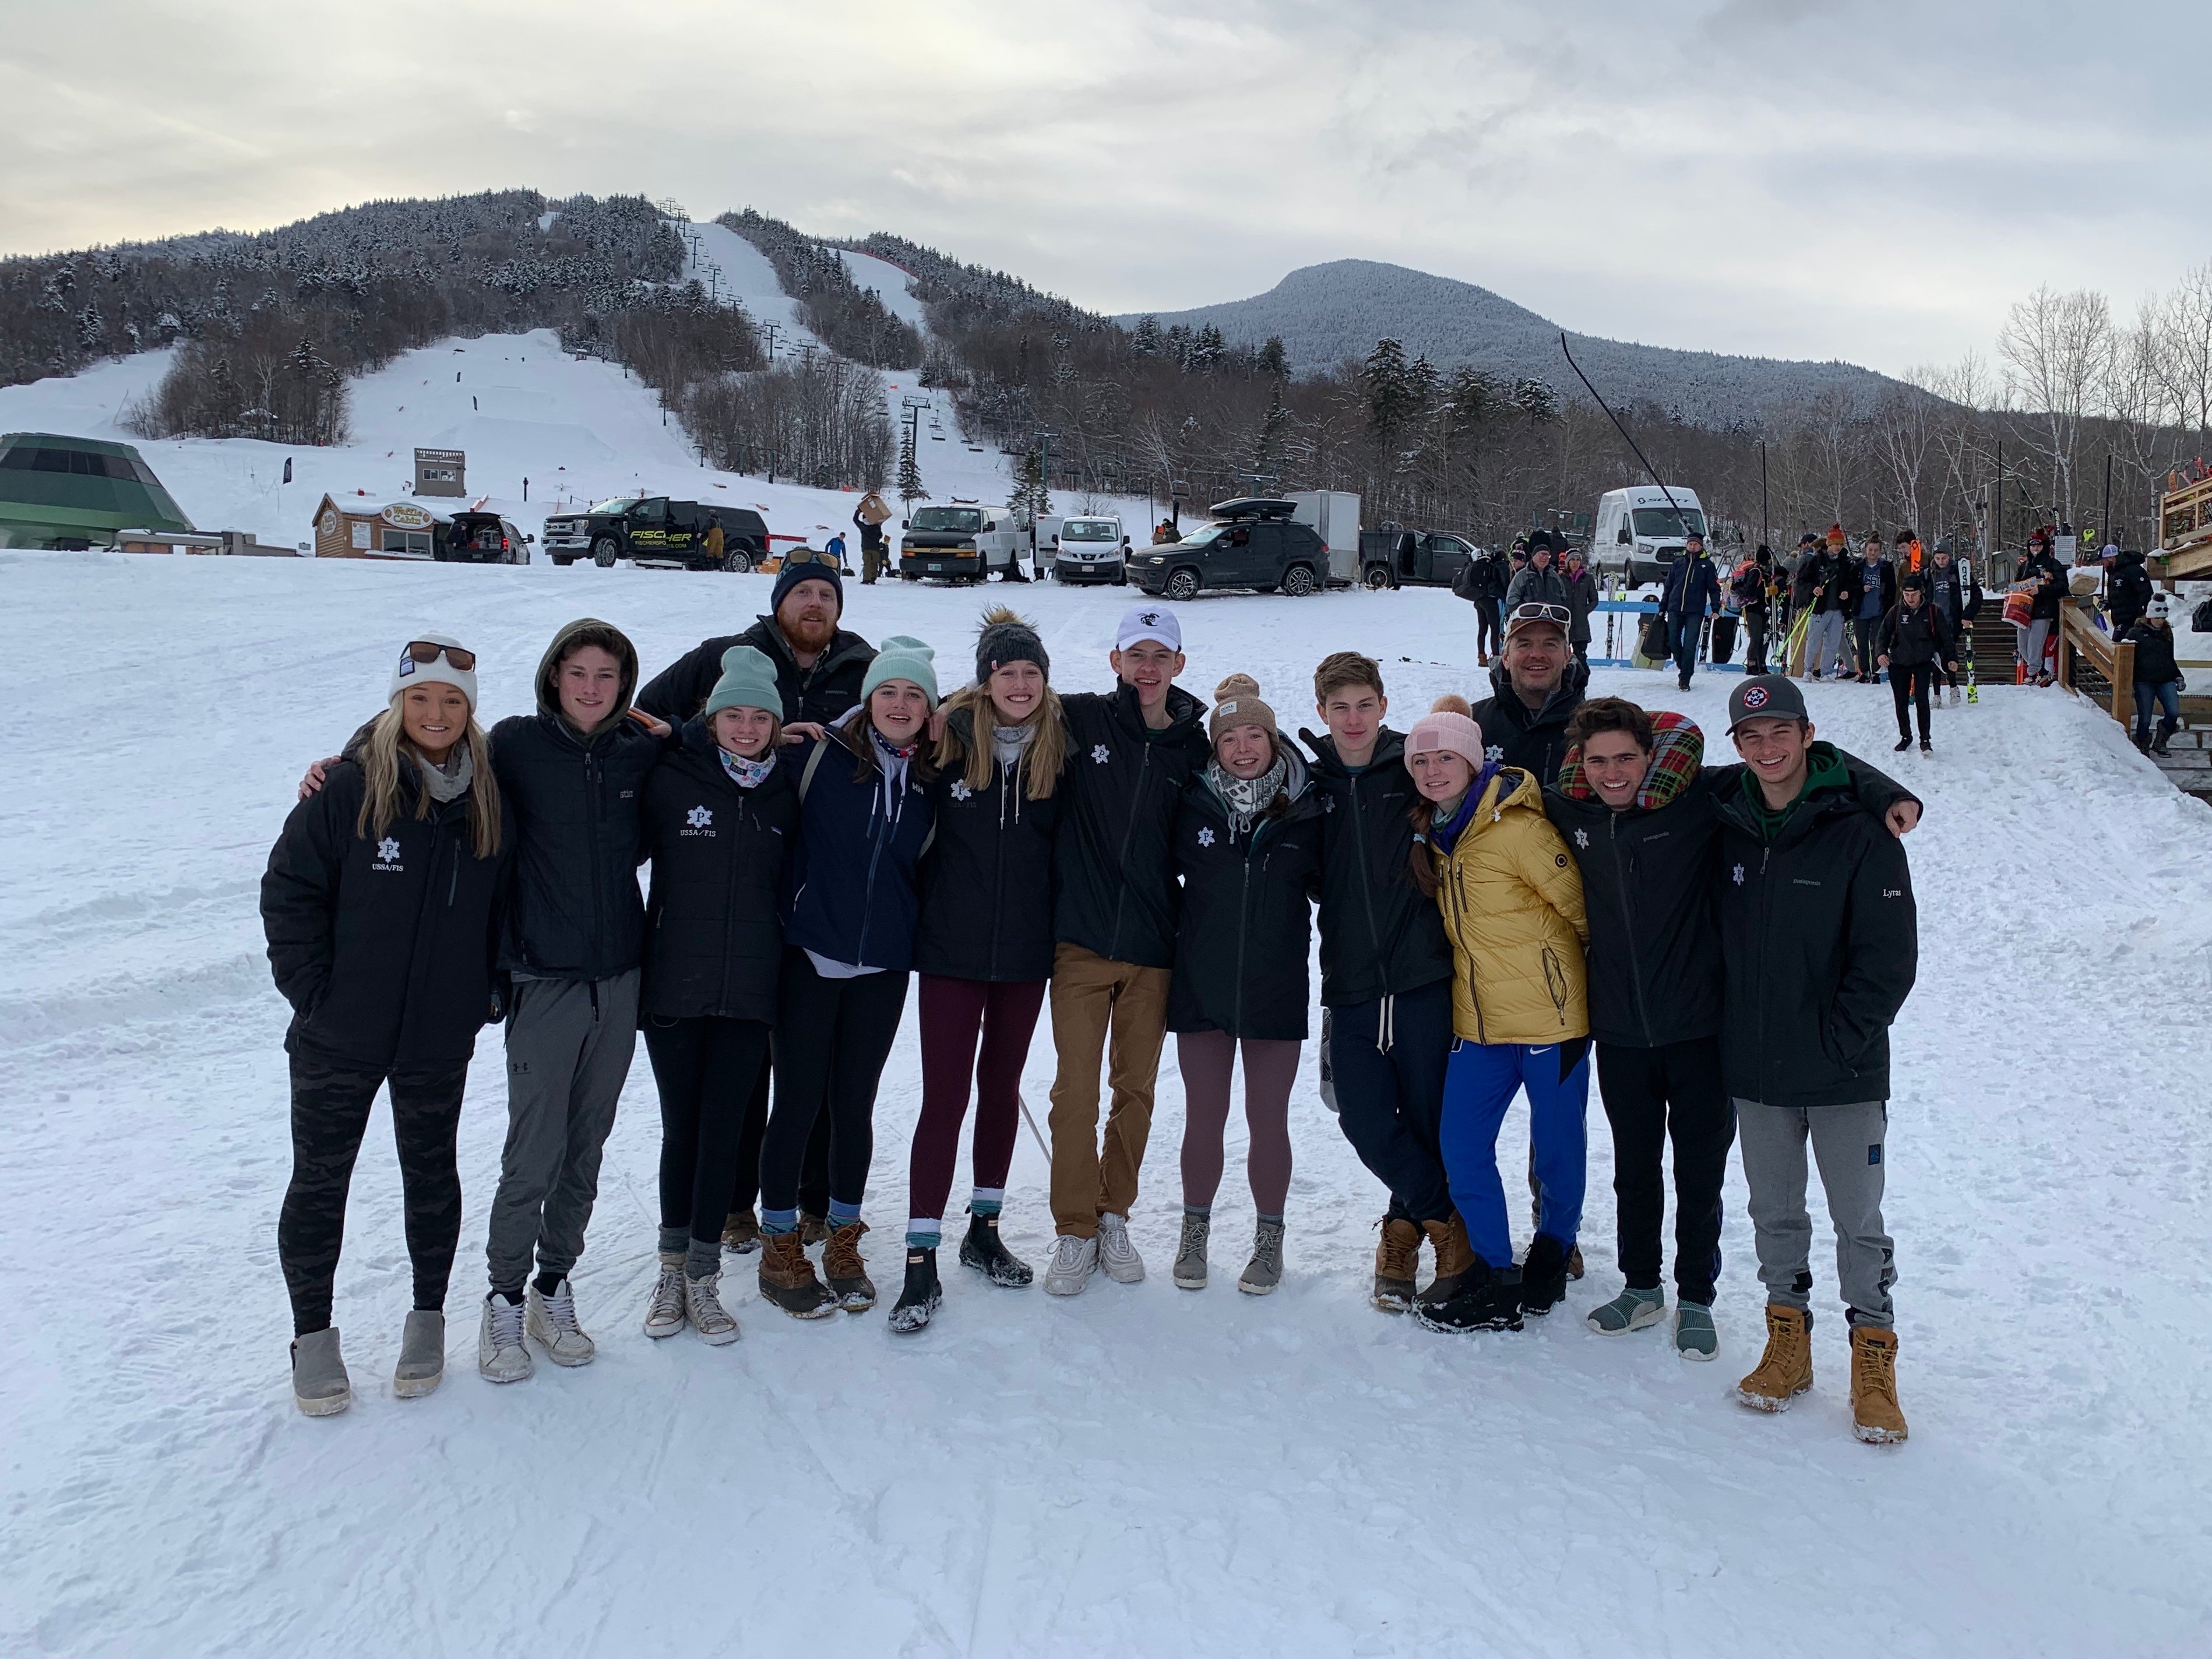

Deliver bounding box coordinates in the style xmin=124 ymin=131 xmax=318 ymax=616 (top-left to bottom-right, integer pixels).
xmin=1 ymin=552 xmax=2208 ymax=1657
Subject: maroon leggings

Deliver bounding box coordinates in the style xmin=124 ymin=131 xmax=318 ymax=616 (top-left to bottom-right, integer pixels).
xmin=908 ymin=975 xmax=1048 ymax=1224
xmin=1177 ymin=1030 xmax=1299 ymax=1215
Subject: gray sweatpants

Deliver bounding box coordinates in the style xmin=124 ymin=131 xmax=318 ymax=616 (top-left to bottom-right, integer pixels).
xmin=1804 ymin=611 xmax=1848 ymax=678
xmin=1734 ymin=1098 xmax=1895 ymax=1329
xmin=485 ymin=971 xmax=640 ymax=1297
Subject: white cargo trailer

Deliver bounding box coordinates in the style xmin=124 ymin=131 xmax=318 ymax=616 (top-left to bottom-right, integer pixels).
xmin=1288 ymin=491 xmax=1362 ymax=586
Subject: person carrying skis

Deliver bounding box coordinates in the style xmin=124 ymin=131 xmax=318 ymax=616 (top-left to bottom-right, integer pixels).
xmin=634 ymin=646 xmax=798 ymax=1348
xmin=1734 ymin=545 xmax=1778 ymax=675
xmin=1718 ymin=675 xmax=1918 ymax=1445
xmin=892 ymin=610 xmax=1065 ymax=1333
xmin=1402 ymin=698 xmax=1592 ymax=1337
xmin=262 ymin=635 xmax=511 ymax=1415
xmin=753 ymin=640 xmax=940 ymax=1319
xmin=1843 ymin=533 xmax=1896 ymax=684
xmin=1925 ymin=543 xmax=1981 ymax=705
xmin=2125 ymin=596 xmax=2185 ymax=755
xmin=1800 ymin=526 xmax=1852 ymax=680
xmin=1301 ymin=654 xmax=1468 ymax=1315
xmin=1167 ymin=676 xmax=1325 ymax=1297
xmin=1042 ymin=604 xmax=1211 ymax=1296
xmin=1876 ymin=572 xmax=1956 ymax=753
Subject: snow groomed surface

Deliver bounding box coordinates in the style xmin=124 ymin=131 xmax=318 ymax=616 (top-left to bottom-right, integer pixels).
xmin=2 ymin=556 xmax=2208 ymax=1655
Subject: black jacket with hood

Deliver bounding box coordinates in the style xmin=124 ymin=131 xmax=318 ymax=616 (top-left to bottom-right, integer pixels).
xmin=915 ymin=705 xmax=1063 ymax=982
xmin=2124 ymin=619 xmax=2181 ymax=686
xmin=262 ymin=749 xmax=512 ymax=1071
xmin=2109 ymin=551 xmax=2155 ymax=629
xmin=1053 ymin=684 xmax=1211 ymax=969
xmin=1470 ymin=658 xmax=1591 ymax=787
xmin=1876 ymin=601 xmax=1955 ymax=669
xmin=635 ymin=615 xmax=876 ymax=726
xmin=1165 ymin=755 xmax=1324 ymax=1040
xmin=1925 ymin=558 xmax=1982 ymax=634
xmin=491 ymin=619 xmax=668 ymax=981
xmin=1714 ymin=748 xmax=1918 ymax=1108
xmin=1301 ymin=726 xmax=1452 ymax=1008
xmin=637 ymin=718 xmax=800 ymax=1023
xmin=1838 ymin=556 xmax=1897 ymax=621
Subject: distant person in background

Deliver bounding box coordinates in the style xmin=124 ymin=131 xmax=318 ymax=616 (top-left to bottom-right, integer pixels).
xmin=702 ymin=518 xmax=725 ymax=568
xmin=1876 ymin=571 xmax=1954 ymax=754
xmin=825 ymin=530 xmax=847 ymax=571
xmin=1801 ymin=526 xmax=1851 ymax=681
xmin=2014 ymin=532 xmax=2067 ymax=687
xmin=1561 ymin=547 xmax=1599 ymax=668
xmin=2107 ymin=545 xmax=2154 ymax=642
xmin=1735 ymin=546 xmax=1778 ymax=674
xmin=1457 ymin=545 xmax=1509 ymax=666
xmin=1153 ymin=519 xmax=1181 ymax=545
xmin=1660 ymin=529 xmax=1721 ymax=692
xmin=1844 ymin=534 xmax=1896 ymax=684
xmin=1505 ymin=533 xmax=1570 ymax=610
xmin=854 ymin=493 xmax=890 ymax=584
xmin=2125 ymin=596 xmax=2185 ymax=755
xmin=1925 ymin=544 xmax=1981 ymax=704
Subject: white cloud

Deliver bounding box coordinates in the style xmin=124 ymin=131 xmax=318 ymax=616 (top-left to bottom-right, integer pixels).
xmin=0 ymin=0 xmax=2200 ymax=375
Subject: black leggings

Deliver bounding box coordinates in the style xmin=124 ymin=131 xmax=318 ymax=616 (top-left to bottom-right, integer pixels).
xmin=762 ymin=951 xmax=910 ymax=1212
xmin=1475 ymin=599 xmax=1502 ymax=657
xmin=723 ymin=1063 xmax=833 ymax=1220
xmin=1891 ymin=662 xmax=1935 ymax=740
xmin=1594 ymin=1037 xmax=1733 ymax=1305
xmin=279 ymin=1055 xmax=468 ymax=1336
xmin=643 ymin=1015 xmax=772 ymax=1245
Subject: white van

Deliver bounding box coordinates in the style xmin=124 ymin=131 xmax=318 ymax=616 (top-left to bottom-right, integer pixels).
xmin=1592 ymin=485 xmax=1707 ymax=587
xmin=1051 ymin=515 xmax=1129 ymax=584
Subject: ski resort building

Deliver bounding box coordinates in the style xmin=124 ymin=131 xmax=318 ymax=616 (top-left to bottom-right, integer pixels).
xmin=0 ymin=432 xmax=195 ymax=549
xmin=311 ymin=494 xmax=449 ymax=559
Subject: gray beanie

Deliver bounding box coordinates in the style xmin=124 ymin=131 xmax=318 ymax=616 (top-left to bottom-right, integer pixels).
xmin=975 ymin=605 xmax=1049 ymax=685
xmin=705 ymin=645 xmax=783 ymax=718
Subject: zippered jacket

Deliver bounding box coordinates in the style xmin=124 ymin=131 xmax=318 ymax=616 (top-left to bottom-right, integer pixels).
xmin=1429 ymin=767 xmax=1588 ymax=1045
xmin=1165 ymin=758 xmax=1323 ymax=1040
xmin=1926 ymin=562 xmax=1982 ymax=632
xmin=635 ymin=616 xmax=876 ymax=725
xmin=2124 ymin=621 xmax=2181 ymax=687
xmin=1469 ymin=658 xmax=1590 ymax=787
xmin=783 ymin=721 xmax=936 ymax=973
xmin=1875 ymin=603 xmax=1954 ymax=669
xmin=915 ymin=705 xmax=1062 ymax=982
xmin=262 ymin=755 xmax=512 ymax=1070
xmin=1053 ymin=684 xmax=1210 ymax=968
xmin=638 ymin=720 xmax=799 ymax=1021
xmin=1661 ymin=552 xmax=1721 ymax=620
xmin=1715 ymin=749 xmax=1918 ymax=1107
xmin=1301 ymin=727 xmax=1452 ymax=1007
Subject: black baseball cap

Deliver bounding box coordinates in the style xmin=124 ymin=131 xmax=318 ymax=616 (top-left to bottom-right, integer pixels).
xmin=1727 ymin=674 xmax=1808 ymax=732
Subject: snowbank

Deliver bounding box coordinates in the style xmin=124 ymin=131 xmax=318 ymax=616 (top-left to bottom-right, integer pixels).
xmin=2 ymin=556 xmax=2208 ymax=1654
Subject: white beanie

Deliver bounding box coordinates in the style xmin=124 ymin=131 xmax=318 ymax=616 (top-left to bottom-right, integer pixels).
xmin=389 ymin=632 xmax=478 ymax=710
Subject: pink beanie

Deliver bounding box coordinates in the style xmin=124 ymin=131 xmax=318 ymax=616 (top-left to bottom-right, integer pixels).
xmin=1404 ymin=695 xmax=1485 ymax=772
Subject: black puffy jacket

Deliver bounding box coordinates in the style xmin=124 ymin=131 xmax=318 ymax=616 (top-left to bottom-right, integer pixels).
xmin=491 ymin=621 xmax=667 ymax=981
xmin=1470 ymin=659 xmax=1590 ymax=787
xmin=2026 ymin=552 xmax=2069 ymax=620
xmin=915 ymin=707 xmax=1062 ymax=982
xmin=783 ymin=721 xmax=936 ymax=974
xmin=1054 ymin=684 xmax=1210 ymax=968
xmin=262 ymin=755 xmax=511 ymax=1070
xmin=635 ymin=615 xmax=876 ymax=726
xmin=1715 ymin=752 xmax=1918 ymax=1108
xmin=638 ymin=720 xmax=799 ymax=1022
xmin=2109 ymin=554 xmax=2155 ymax=629
xmin=1301 ymin=727 xmax=1451 ymax=1008
xmin=1166 ymin=761 xmax=1323 ymax=1040
xmin=2125 ymin=621 xmax=2181 ymax=687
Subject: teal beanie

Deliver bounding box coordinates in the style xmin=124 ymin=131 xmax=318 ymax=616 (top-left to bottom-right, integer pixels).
xmin=705 ymin=645 xmax=784 ymax=717
xmin=861 ymin=636 xmax=939 ymax=709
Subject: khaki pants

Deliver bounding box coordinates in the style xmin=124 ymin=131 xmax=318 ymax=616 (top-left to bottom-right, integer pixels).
xmin=862 ymin=543 xmax=887 ymax=584
xmin=1047 ymin=943 xmax=1171 ymax=1237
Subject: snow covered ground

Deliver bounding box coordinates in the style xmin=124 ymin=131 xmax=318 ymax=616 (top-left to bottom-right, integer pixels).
xmin=2 ymin=550 xmax=2209 ymax=1656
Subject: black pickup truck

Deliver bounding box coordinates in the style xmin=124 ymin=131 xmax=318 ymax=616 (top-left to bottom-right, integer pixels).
xmin=1356 ymin=527 xmax=1479 ymax=590
xmin=540 ymin=495 xmax=770 ymax=571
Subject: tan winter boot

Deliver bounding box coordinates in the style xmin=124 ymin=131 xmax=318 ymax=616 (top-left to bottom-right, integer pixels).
xmin=1735 ymin=1304 xmax=1814 ymax=1412
xmin=720 ymin=1209 xmax=761 ymax=1255
xmin=758 ymin=1230 xmax=837 ymax=1319
xmin=823 ymin=1220 xmax=876 ymax=1312
xmin=1850 ymin=1325 xmax=1909 ymax=1443
xmin=1418 ymin=1214 xmax=1480 ymax=1307
xmin=1373 ymin=1218 xmax=1421 ymax=1313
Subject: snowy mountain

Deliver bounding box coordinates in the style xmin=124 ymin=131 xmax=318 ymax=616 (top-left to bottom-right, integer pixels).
xmin=1120 ymin=259 xmax=1907 ymax=424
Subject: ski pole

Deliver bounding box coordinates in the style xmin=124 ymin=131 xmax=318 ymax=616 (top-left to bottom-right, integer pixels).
xmin=1016 ymin=1091 xmax=1051 ymax=1163
xmin=1558 ymin=333 xmax=1692 ymax=527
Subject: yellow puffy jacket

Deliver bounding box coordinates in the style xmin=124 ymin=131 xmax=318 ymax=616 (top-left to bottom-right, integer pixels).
xmin=1429 ymin=767 xmax=1590 ymax=1045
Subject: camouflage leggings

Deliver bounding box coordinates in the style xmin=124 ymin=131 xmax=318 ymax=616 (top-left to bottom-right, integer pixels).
xmin=279 ymin=1055 xmax=469 ymax=1336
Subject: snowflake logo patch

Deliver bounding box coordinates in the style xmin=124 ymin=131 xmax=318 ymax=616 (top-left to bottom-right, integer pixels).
xmin=1732 ymin=862 xmax=1746 ymax=886
xmin=950 ymin=780 xmax=973 ymax=801
xmin=376 ymin=837 xmax=401 ymax=863
xmin=1091 ymin=744 xmax=1111 ymax=765
xmin=1485 ymin=744 xmax=1505 ymax=764
xmin=1197 ymin=827 xmax=1215 ymax=847
xmin=1573 ymin=828 xmax=1589 ymax=849
xmin=686 ymin=805 xmax=713 ymax=830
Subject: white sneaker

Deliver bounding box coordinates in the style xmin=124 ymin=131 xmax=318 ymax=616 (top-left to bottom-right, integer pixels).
xmin=1042 ymin=1233 xmax=1098 ymax=1297
xmin=477 ymin=1293 xmax=534 ymax=1384
xmin=684 ymin=1272 xmax=741 ymax=1345
xmin=643 ymin=1267 xmax=686 ymax=1339
xmin=527 ymin=1278 xmax=597 ymax=1367
xmin=1948 ymin=686 xmax=1961 ymax=707
xmin=1097 ymin=1212 xmax=1146 ymax=1284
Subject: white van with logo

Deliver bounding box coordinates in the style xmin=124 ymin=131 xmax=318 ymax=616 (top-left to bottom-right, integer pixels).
xmin=1592 ymin=485 xmax=1707 ymax=588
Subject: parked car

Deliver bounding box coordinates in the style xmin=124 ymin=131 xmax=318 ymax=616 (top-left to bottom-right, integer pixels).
xmin=1051 ymin=515 xmax=1129 ymax=584
xmin=1591 ymin=485 xmax=1706 ymax=587
xmin=437 ymin=511 xmax=531 ymax=565
xmin=1128 ymin=498 xmax=1328 ymax=601
xmin=1355 ymin=527 xmax=1477 ymax=590
xmin=540 ymin=496 xmax=769 ymax=570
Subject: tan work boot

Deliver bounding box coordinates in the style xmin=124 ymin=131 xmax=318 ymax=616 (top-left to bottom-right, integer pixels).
xmin=1373 ymin=1218 xmax=1421 ymax=1313
xmin=1735 ymin=1304 xmax=1814 ymax=1412
xmin=1418 ymin=1214 xmax=1480 ymax=1307
xmin=823 ymin=1220 xmax=876 ymax=1312
xmin=758 ymin=1230 xmax=836 ymax=1319
xmin=720 ymin=1209 xmax=761 ymax=1255
xmin=1849 ymin=1325 xmax=1908 ymax=1443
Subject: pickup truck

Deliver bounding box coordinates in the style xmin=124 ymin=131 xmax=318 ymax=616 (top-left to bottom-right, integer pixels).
xmin=540 ymin=495 xmax=770 ymax=571
xmin=898 ymin=503 xmax=1025 ymax=582
xmin=1355 ymin=527 xmax=1478 ymax=590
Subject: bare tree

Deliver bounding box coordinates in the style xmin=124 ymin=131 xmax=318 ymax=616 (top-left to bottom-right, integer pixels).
xmin=1997 ymin=286 xmax=2112 ymax=525
xmin=2153 ymin=262 xmax=2212 ymax=449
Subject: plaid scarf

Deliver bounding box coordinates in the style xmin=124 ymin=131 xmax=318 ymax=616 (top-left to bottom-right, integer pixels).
xmin=1556 ymin=711 xmax=1703 ymax=810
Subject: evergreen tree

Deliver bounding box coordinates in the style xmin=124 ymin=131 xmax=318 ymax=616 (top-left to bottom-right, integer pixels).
xmin=897 ymin=428 xmax=927 ymax=503
xmin=1008 ymin=446 xmax=1051 ymax=520
xmin=1259 ymin=336 xmax=1288 ymax=379
xmin=1255 ymin=382 xmax=1290 ymax=475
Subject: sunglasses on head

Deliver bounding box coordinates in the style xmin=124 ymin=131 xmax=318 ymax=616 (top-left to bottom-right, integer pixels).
xmin=1507 ymin=603 xmax=1572 ymax=627
xmin=404 ymin=640 xmax=476 ymax=672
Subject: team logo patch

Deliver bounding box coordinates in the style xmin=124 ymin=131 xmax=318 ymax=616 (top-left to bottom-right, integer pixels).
xmin=686 ymin=805 xmax=713 ymax=829
xmin=950 ymin=781 xmax=973 ymax=801
xmin=1573 ymin=829 xmax=1588 ymax=849
xmin=1091 ymin=744 xmax=1111 ymax=765
xmin=1140 ymin=611 xmax=1164 ymax=628
xmin=1741 ymin=685 xmax=1771 ymax=709
xmin=396 ymin=653 xmax=415 ymax=678
xmin=1732 ymin=862 xmax=1745 ymax=886
xmin=1197 ymin=827 xmax=1214 ymax=847
xmin=376 ymin=837 xmax=401 ymax=863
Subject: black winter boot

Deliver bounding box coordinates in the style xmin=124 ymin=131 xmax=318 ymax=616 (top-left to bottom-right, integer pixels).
xmin=888 ymin=1248 xmax=942 ymax=1334
xmin=1520 ymin=1234 xmax=1571 ymax=1316
xmin=2154 ymin=716 xmax=2179 ymax=756
xmin=1413 ymin=1262 xmax=1523 ymax=1334
xmin=959 ymin=1211 xmax=1034 ymax=1288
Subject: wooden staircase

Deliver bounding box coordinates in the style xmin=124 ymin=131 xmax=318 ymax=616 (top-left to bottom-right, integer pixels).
xmin=2145 ymin=694 xmax=2212 ymax=804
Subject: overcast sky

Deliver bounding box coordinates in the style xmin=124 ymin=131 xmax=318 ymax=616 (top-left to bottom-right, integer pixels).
xmin=3 ymin=0 xmax=2200 ymax=376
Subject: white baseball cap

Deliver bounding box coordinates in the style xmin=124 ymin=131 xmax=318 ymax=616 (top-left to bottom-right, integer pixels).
xmin=1116 ymin=604 xmax=1182 ymax=653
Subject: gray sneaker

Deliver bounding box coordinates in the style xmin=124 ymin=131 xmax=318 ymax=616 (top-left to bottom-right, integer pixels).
xmin=1238 ymin=1220 xmax=1284 ymax=1296
xmin=684 ymin=1272 xmax=741 ymax=1345
xmin=393 ymin=1309 xmax=445 ymax=1398
xmin=1172 ymin=1213 xmax=1210 ymax=1290
xmin=290 ymin=1326 xmax=351 ymax=1417
xmin=1586 ymin=1285 xmax=1665 ymax=1335
xmin=527 ymin=1278 xmax=596 ymax=1367
xmin=477 ymin=1293 xmax=534 ymax=1384
xmin=643 ymin=1262 xmax=687 ymax=1340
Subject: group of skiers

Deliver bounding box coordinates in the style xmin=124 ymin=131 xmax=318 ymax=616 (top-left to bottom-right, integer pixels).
xmin=262 ymin=569 xmax=1925 ymax=1447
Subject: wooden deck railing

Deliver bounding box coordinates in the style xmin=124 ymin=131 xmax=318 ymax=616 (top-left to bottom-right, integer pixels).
xmin=2058 ymin=603 xmax=2137 ymax=723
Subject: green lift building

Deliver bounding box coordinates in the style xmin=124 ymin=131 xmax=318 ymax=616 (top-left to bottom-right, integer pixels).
xmin=0 ymin=432 xmax=196 ymax=549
